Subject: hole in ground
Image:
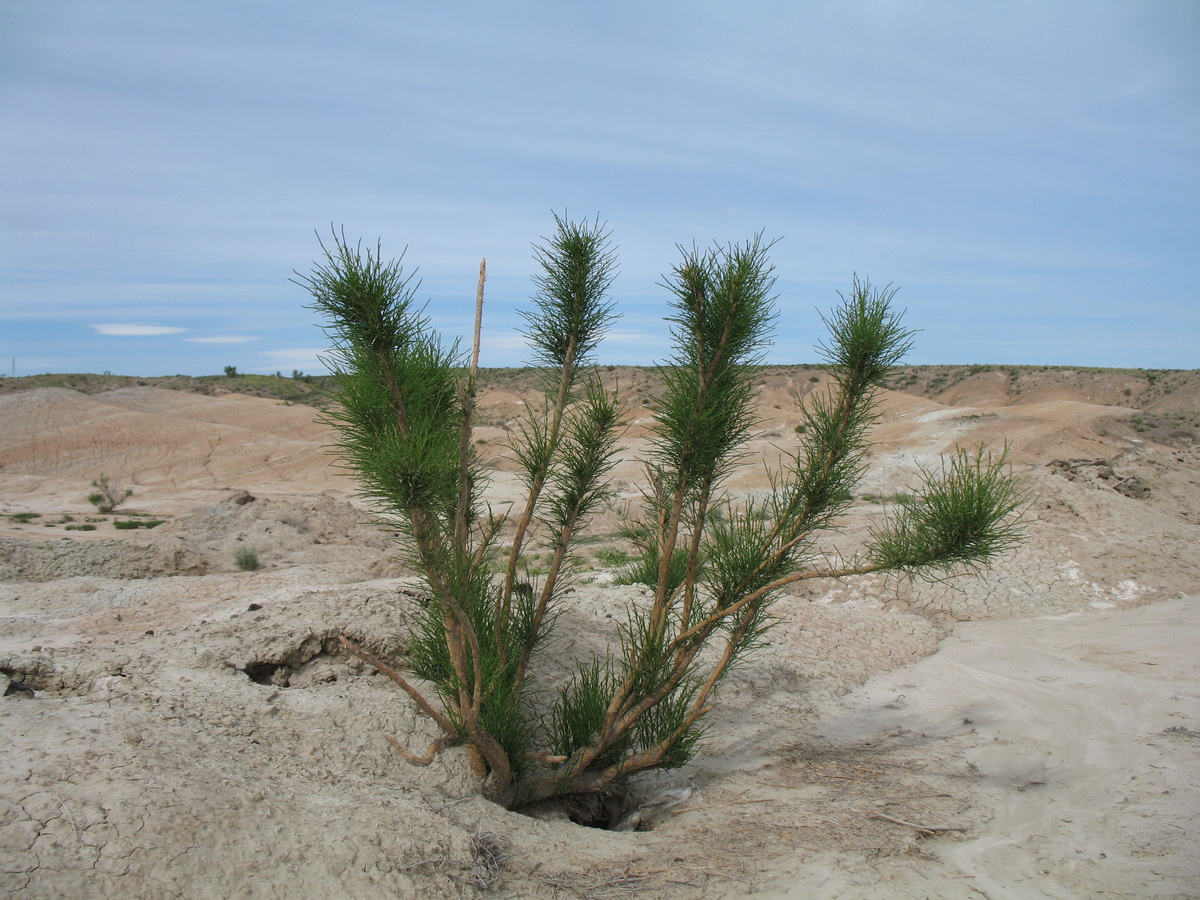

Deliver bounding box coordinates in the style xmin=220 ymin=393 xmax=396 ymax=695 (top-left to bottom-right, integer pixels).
xmin=529 ymin=789 xmax=651 ymax=832
xmin=239 ymin=635 xmax=346 ymax=687
xmin=244 ymin=661 xmax=290 ymax=686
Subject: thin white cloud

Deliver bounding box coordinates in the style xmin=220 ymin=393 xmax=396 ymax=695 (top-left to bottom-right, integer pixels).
xmin=604 ymin=330 xmax=659 ymax=345
xmin=475 ymin=330 xmax=658 ymax=352
xmin=91 ymin=323 xmax=187 ymax=336
xmin=4 ymin=4 xmax=1195 ymax=371
xmin=477 ymin=333 xmax=531 ymax=353
xmin=258 ymin=348 xmax=331 ymax=372
xmin=183 ymin=335 xmax=260 ymax=344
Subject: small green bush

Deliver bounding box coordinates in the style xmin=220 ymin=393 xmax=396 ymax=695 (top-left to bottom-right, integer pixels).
xmin=863 ymin=491 xmax=913 ymax=506
xmin=298 ymin=215 xmax=1026 ymax=811
xmin=88 ymin=475 xmax=132 ymax=514
xmin=10 ymin=512 xmax=40 ymax=523
xmin=593 ymin=546 xmax=632 ymax=567
xmin=65 ymin=524 xmax=97 ymax=531
xmin=615 ymin=546 xmax=693 ymax=591
xmin=114 ymin=519 xmax=164 ymax=530
xmin=235 ymin=546 xmax=260 ymax=571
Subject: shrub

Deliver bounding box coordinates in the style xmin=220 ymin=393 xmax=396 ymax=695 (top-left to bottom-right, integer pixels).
xmin=224 ymin=365 xmax=238 ymax=377
xmin=10 ymin=512 xmax=40 ymax=523
xmin=594 ymin=547 xmax=632 ymax=567
xmin=297 ymin=216 xmax=1025 ymax=811
xmin=87 ymin=475 xmax=132 ymax=514
xmin=65 ymin=524 xmax=96 ymax=531
xmin=234 ymin=546 xmax=260 ymax=571
xmin=113 ymin=519 xmax=164 ymax=530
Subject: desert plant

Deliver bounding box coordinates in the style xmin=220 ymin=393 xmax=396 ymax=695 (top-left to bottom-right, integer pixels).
xmin=113 ymin=519 xmax=164 ymax=530
xmin=224 ymin=365 xmax=238 ymax=377
xmin=235 ymin=546 xmax=260 ymax=571
xmin=298 ymin=217 xmax=1024 ymax=812
xmin=594 ymin=547 xmax=632 ymax=567
xmin=87 ymin=475 xmax=132 ymax=514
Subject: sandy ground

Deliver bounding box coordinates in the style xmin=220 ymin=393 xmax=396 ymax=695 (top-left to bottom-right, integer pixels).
xmin=756 ymin=596 xmax=1199 ymax=899
xmin=1 ymin=376 xmax=1197 ymax=899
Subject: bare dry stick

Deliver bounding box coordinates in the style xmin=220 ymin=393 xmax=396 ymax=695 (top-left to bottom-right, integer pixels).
xmin=385 ymin=734 xmax=450 ymax=766
xmin=453 ymin=258 xmax=486 ymax=560
xmin=868 ymin=812 xmax=967 ymax=834
xmin=338 ymin=636 xmax=456 ymax=738
xmin=472 ymin=258 xmax=486 ymax=371
xmin=668 ymin=797 xmax=773 ymax=814
xmin=525 ymin=749 xmax=569 ymax=765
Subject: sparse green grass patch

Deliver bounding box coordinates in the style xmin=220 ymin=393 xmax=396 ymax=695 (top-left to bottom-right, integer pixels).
xmin=87 ymin=474 xmax=132 ymax=514
xmin=235 ymin=546 xmax=260 ymax=571
xmin=593 ymin=547 xmax=632 ymax=567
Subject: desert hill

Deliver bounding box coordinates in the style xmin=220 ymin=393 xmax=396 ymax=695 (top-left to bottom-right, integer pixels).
xmin=3 ymin=363 xmax=1196 ymax=446
xmin=0 ymin=367 xmax=1197 ymax=898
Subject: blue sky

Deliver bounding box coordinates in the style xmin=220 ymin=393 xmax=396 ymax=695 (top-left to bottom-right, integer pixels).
xmin=2 ymin=1 xmax=1197 ymax=376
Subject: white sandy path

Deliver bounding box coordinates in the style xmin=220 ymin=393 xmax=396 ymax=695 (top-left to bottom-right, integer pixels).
xmin=759 ymin=595 xmax=1200 ymax=900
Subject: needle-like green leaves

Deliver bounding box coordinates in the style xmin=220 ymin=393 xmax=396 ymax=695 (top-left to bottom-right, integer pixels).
xmin=652 ymin=235 xmax=777 ymax=499
xmin=523 ymin=213 xmax=618 ymax=374
xmin=298 ymin=218 xmax=1026 ymax=813
xmin=867 ymin=447 xmax=1027 ymax=575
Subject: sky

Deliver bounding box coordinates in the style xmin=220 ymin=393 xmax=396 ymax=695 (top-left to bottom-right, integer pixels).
xmin=1 ymin=1 xmax=1197 ymax=376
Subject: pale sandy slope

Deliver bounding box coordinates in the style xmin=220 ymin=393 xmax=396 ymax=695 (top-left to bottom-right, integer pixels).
xmin=0 ymin=380 xmax=1197 ymax=899
xmin=755 ymin=596 xmax=1198 ymax=899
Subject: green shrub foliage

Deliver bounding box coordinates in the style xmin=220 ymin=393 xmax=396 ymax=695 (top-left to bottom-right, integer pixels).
xmin=235 ymin=546 xmax=259 ymax=571
xmin=87 ymin=475 xmax=132 ymax=514
xmin=297 ymin=216 xmax=1024 ymax=810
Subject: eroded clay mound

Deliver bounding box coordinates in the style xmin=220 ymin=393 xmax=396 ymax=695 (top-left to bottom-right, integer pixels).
xmin=0 ymin=536 xmax=208 ymax=582
xmin=158 ymin=490 xmax=404 ymax=576
xmin=0 ymin=581 xmax=951 ymax=899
